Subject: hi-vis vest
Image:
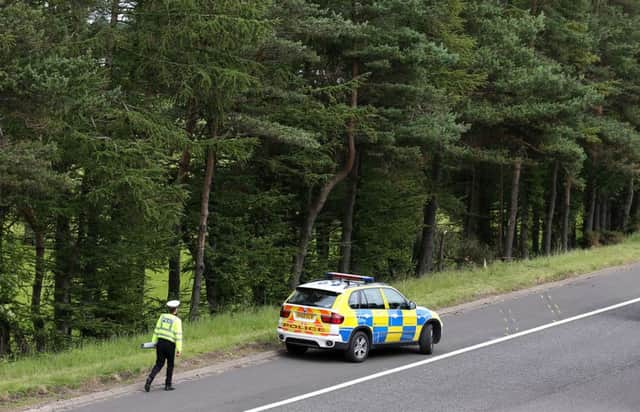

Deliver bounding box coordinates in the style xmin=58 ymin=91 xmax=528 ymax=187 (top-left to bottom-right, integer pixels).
xmin=152 ymin=313 xmax=183 ymax=353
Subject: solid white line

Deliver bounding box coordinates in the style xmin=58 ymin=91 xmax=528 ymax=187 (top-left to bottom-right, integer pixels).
xmin=245 ymin=295 xmax=640 ymax=412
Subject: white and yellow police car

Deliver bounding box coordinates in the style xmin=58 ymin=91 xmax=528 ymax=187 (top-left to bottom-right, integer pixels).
xmin=277 ymin=272 xmax=442 ymax=362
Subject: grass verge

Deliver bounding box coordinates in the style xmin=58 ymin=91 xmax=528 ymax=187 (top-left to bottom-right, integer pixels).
xmin=0 ymin=307 xmax=276 ymax=403
xmin=398 ymin=233 xmax=640 ymax=308
xmin=2 ymin=234 xmax=640 ymax=404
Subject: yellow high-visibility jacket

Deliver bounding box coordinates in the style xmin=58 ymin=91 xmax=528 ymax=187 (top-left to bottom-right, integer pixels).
xmin=152 ymin=313 xmax=183 ymax=353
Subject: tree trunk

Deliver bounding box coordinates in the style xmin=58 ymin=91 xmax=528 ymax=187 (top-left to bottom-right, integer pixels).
xmin=32 ymin=229 xmax=46 ymax=352
xmin=498 ymin=166 xmax=504 ymax=255
xmin=0 ymin=135 xmax=4 ymax=270
xmin=167 ymin=247 xmax=181 ymax=301
xmin=339 ymin=152 xmax=360 ymax=272
xmin=21 ymin=208 xmax=45 ymax=351
xmin=594 ymin=194 xmax=601 ymax=231
xmin=416 ymin=198 xmax=438 ymax=276
xmin=168 ymin=105 xmax=195 ymax=301
xmin=291 ymin=137 xmax=357 ymax=287
xmin=531 ymin=207 xmax=540 ymax=256
xmin=290 ymin=61 xmax=359 ymax=288
xmin=0 ymin=195 xmax=9 ymax=356
xmin=0 ymin=129 xmax=4 ymax=285
xmin=14 ymin=328 xmax=29 ymax=355
xmin=0 ymin=319 xmax=9 ymax=356
xmin=0 ymin=206 xmax=4 ymax=275
xmin=544 ymin=161 xmax=559 ymax=255
xmin=585 ymin=184 xmax=597 ymax=234
xmin=601 ymin=195 xmax=608 ymax=231
xmin=53 ymin=215 xmax=73 ymax=341
xmin=416 ymin=154 xmax=442 ymax=277
xmin=520 ymin=179 xmax=529 ymax=259
xmin=632 ymin=189 xmax=640 ymax=229
xmin=81 ymin=206 xmax=102 ymax=337
xmin=105 ymin=0 xmax=119 ymax=72
xmin=477 ymin=169 xmax=492 ymax=245
xmin=437 ymin=231 xmax=446 ymax=272
xmin=466 ymin=165 xmax=479 ymax=237
xmin=562 ymin=174 xmax=572 ymax=253
xmin=0 ymin=206 xmax=6 ymax=355
xmin=614 ymin=199 xmax=623 ymax=230
xmin=504 ymin=159 xmax=522 ymax=261
xmin=189 ymin=140 xmax=217 ymax=321
xmin=622 ymin=177 xmax=634 ymax=231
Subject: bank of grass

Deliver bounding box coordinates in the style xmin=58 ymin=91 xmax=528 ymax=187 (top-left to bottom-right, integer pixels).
xmin=0 ymin=307 xmax=275 ymax=401
xmin=2 ymin=234 xmax=640 ymax=402
xmin=399 ymin=233 xmax=640 ymax=309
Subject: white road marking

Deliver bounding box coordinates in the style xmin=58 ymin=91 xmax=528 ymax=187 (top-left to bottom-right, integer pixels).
xmin=245 ymin=296 xmax=640 ymax=412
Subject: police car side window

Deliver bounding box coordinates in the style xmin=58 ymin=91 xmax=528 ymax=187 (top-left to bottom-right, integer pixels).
xmin=349 ymin=291 xmax=363 ymax=309
xmin=362 ymin=289 xmax=385 ymax=310
xmin=383 ymin=288 xmax=408 ymax=310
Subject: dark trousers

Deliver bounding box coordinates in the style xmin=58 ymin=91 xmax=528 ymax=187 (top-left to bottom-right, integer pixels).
xmin=147 ymin=338 xmax=176 ymax=386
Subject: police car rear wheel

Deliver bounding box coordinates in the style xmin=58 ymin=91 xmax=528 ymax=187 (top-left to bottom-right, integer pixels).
xmin=345 ymin=331 xmax=370 ymax=362
xmin=418 ymin=323 xmax=434 ymax=355
xmin=285 ymin=342 xmax=308 ymax=355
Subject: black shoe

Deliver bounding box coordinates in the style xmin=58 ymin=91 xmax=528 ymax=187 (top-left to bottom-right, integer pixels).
xmin=144 ymin=377 xmax=152 ymax=392
xmin=165 ymin=385 xmax=175 ymax=391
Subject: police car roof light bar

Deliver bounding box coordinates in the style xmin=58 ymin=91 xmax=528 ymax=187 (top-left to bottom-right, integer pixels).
xmin=325 ymin=272 xmax=375 ymax=283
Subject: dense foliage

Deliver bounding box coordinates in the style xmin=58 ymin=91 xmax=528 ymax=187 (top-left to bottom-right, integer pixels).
xmin=1 ymin=0 xmax=639 ymax=355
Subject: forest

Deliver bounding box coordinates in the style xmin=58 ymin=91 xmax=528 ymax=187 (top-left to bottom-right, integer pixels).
xmin=1 ymin=0 xmax=639 ymax=357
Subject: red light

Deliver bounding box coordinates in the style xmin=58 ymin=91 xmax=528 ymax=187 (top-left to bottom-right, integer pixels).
xmin=321 ymin=312 xmax=344 ymax=324
xmin=325 ymin=272 xmax=375 ymax=283
xmin=280 ymin=307 xmax=291 ymax=318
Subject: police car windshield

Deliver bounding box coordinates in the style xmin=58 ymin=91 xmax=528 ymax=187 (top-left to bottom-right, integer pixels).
xmin=287 ymin=288 xmax=338 ymax=308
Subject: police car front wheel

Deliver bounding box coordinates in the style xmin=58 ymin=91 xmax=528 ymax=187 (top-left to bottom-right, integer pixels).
xmin=345 ymin=331 xmax=370 ymax=362
xmin=418 ymin=323 xmax=434 ymax=355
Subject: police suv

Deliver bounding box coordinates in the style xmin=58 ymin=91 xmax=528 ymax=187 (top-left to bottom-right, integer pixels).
xmin=277 ymin=272 xmax=442 ymax=362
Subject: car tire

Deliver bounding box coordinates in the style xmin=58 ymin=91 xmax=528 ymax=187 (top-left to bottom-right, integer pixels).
xmin=418 ymin=323 xmax=434 ymax=355
xmin=285 ymin=342 xmax=308 ymax=355
xmin=345 ymin=330 xmax=370 ymax=362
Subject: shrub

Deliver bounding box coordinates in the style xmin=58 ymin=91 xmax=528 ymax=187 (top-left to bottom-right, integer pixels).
xmin=583 ymin=231 xmax=600 ymax=248
xmin=600 ymin=231 xmax=625 ymax=246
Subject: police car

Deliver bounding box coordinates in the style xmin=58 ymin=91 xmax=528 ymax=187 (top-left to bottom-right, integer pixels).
xmin=277 ymin=272 xmax=442 ymax=362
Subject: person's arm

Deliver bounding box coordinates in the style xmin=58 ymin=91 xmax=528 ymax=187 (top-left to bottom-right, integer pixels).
xmin=151 ymin=315 xmax=162 ymax=344
xmin=174 ymin=318 xmax=183 ymax=355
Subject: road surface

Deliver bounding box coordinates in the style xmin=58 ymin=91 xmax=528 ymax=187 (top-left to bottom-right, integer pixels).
xmin=72 ymin=263 xmax=640 ymax=412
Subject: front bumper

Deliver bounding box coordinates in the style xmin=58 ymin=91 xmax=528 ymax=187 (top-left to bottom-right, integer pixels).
xmin=277 ymin=328 xmax=348 ymax=350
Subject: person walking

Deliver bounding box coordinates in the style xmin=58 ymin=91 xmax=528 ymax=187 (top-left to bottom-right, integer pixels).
xmin=145 ymin=300 xmax=183 ymax=392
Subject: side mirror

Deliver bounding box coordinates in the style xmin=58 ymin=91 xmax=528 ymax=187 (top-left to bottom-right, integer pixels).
xmin=408 ymin=301 xmax=417 ymax=310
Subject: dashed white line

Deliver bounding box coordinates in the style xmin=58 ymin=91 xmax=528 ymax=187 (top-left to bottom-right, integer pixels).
xmin=245 ymin=296 xmax=640 ymax=412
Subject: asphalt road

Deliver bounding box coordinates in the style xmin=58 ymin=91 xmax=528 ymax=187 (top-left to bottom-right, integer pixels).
xmin=72 ymin=263 xmax=640 ymax=412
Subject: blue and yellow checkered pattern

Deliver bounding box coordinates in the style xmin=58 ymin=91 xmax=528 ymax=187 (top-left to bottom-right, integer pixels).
xmin=339 ymin=308 xmax=432 ymax=344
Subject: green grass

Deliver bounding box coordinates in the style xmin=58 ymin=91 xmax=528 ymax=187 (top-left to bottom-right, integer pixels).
xmin=0 ymin=307 xmax=275 ymax=401
xmin=2 ymin=234 xmax=640 ymax=402
xmin=398 ymin=233 xmax=640 ymax=309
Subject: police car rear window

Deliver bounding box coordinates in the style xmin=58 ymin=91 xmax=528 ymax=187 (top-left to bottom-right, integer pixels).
xmin=287 ymin=288 xmax=338 ymax=308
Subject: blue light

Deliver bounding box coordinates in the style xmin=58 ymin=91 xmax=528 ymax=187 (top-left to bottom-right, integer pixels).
xmin=325 ymin=272 xmax=375 ymax=283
